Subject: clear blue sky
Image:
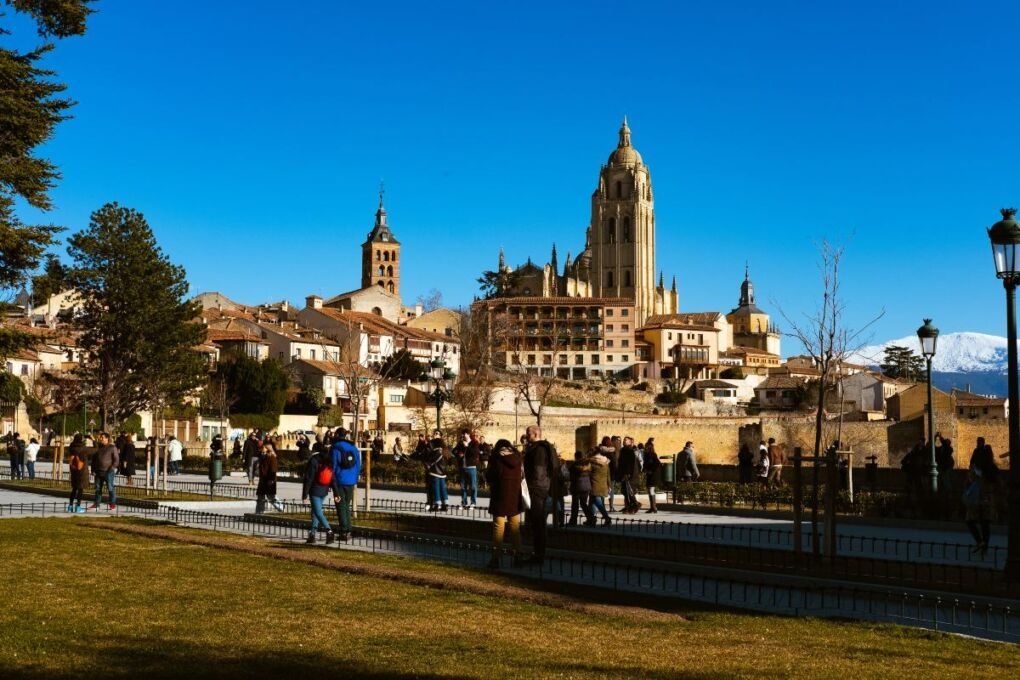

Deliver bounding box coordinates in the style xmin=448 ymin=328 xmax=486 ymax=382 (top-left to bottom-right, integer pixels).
xmin=13 ymin=0 xmax=1020 ymax=349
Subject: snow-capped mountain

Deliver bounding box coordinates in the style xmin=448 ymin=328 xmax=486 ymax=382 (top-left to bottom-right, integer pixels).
xmin=854 ymin=332 xmax=1011 ymax=373
xmin=852 ymin=332 xmax=1014 ymax=396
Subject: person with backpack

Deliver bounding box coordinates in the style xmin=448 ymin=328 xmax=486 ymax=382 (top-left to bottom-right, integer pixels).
xmin=67 ymin=434 xmax=88 ymax=513
xmin=522 ymin=424 xmax=558 ymax=566
xmin=302 ymin=445 xmax=336 ymax=545
xmin=330 ymin=428 xmax=361 ymax=541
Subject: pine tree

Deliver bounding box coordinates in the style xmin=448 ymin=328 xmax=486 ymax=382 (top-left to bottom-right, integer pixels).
xmin=66 ymin=202 xmax=206 ymax=428
xmin=477 ymin=268 xmax=520 ymax=299
xmin=880 ymin=345 xmax=924 ymax=381
xmin=0 ymin=1 xmax=94 ymax=359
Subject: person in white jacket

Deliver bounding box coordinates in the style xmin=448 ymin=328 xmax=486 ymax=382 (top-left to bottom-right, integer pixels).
xmin=167 ymin=435 xmax=184 ymax=475
xmin=25 ymin=437 xmax=40 ymax=480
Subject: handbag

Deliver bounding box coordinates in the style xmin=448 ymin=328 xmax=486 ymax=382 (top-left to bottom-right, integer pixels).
xmin=520 ymin=475 xmax=531 ymax=510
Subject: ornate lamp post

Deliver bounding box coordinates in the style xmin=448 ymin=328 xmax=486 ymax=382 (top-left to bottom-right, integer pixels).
xmin=916 ymin=318 xmax=939 ymax=494
xmin=421 ymin=358 xmax=456 ymax=433
xmin=987 ymin=207 xmax=1020 ymax=581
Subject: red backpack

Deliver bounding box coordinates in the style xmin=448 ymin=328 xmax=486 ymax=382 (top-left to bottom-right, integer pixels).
xmin=316 ymin=459 xmax=333 ymax=486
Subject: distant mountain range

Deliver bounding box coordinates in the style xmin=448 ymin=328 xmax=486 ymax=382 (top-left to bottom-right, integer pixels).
xmin=853 ymin=332 xmax=1013 ymax=397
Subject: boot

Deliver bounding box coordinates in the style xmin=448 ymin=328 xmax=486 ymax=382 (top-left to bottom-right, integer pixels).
xmin=66 ymin=504 xmax=74 ymax=513
xmin=305 ymin=532 xmax=316 ymax=545
xmin=325 ymin=531 xmax=335 ymax=545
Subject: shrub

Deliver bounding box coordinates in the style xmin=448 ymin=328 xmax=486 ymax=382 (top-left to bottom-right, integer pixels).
xmin=655 ymin=391 xmax=686 ymax=405
xmin=564 ymin=381 xmax=583 ymax=390
xmin=608 ymin=387 xmax=620 ymax=395
xmin=631 ymin=381 xmax=649 ymax=391
xmin=230 ymin=413 xmax=279 ymax=431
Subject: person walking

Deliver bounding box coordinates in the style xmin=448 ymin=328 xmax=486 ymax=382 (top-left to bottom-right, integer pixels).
xmin=391 ymin=436 xmax=405 ymax=463
xmin=642 ymin=438 xmax=662 ymax=513
xmin=568 ymin=451 xmax=595 ymax=526
xmin=522 ymin=424 xmax=557 ymax=566
xmin=146 ymin=436 xmax=158 ymax=485
xmin=330 ymin=428 xmax=361 ymax=541
xmin=255 ymin=443 xmax=285 ymax=513
xmin=67 ymin=435 xmax=88 ymax=513
xmin=757 ymin=445 xmax=771 ymax=486
xmin=25 ymin=437 xmax=40 ymax=480
xmin=551 ymin=454 xmax=570 ymax=528
xmin=678 ymin=441 xmax=700 ymax=482
xmin=766 ymin=438 xmax=784 ymax=487
xmin=302 ymin=445 xmax=336 ymax=545
xmin=167 ymin=435 xmax=183 ymax=476
xmin=296 ymin=433 xmax=311 ymax=461
xmin=935 ymin=433 xmax=955 ymax=516
xmin=89 ymin=432 xmax=119 ymax=511
xmin=738 ymin=443 xmax=756 ymax=485
xmin=119 ymin=434 xmax=136 ymax=486
xmin=9 ymin=432 xmax=25 ymax=479
xmin=243 ymin=432 xmax=261 ymax=486
xmin=588 ymin=446 xmax=612 ymax=526
xmin=617 ymin=437 xmax=641 ymax=513
xmin=485 ymin=438 xmax=524 ymax=569
xmin=452 ymin=431 xmax=473 ymax=508
xmin=963 ymin=443 xmax=999 ymax=556
xmin=425 ymin=435 xmax=449 ymax=512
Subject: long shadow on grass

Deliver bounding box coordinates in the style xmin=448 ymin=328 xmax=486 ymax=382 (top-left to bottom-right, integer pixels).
xmin=0 ymin=636 xmax=448 ymax=680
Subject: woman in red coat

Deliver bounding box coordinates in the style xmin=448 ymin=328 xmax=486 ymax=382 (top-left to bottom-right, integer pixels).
xmin=485 ymin=439 xmax=523 ymax=569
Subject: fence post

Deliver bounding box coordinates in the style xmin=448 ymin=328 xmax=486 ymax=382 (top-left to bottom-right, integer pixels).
xmin=793 ymin=447 xmax=803 ymax=558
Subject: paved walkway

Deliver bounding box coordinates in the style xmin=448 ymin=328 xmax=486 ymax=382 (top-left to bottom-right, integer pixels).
xmin=8 ymin=462 xmax=1005 ymax=568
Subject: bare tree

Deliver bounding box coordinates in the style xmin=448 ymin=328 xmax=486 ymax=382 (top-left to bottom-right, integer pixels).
xmin=416 ymin=289 xmax=443 ymax=313
xmin=777 ymin=240 xmax=883 ymax=559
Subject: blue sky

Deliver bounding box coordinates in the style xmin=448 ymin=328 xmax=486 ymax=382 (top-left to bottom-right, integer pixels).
xmin=12 ymin=1 xmax=1020 ymax=349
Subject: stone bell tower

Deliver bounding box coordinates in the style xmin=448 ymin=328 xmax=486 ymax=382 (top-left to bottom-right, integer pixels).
xmin=361 ymin=185 xmax=401 ymax=297
xmin=589 ymin=117 xmax=656 ymax=326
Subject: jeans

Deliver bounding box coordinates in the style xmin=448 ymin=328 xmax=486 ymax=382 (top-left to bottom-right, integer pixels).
xmin=26 ymin=461 xmax=35 ymax=480
xmin=310 ymin=495 xmax=332 ymax=533
xmin=590 ymin=495 xmax=610 ymax=521
xmin=335 ymin=485 xmax=354 ymax=532
xmin=429 ymin=476 xmax=448 ymax=506
xmin=247 ymin=458 xmax=258 ymax=483
xmin=95 ymin=470 xmax=116 ymax=505
xmin=608 ymin=481 xmax=618 ymax=509
xmin=169 ymin=460 xmax=180 ymax=475
xmin=460 ymin=467 xmax=478 ymax=505
xmin=68 ymin=486 xmax=83 ymax=507
xmin=570 ymin=491 xmax=594 ymax=524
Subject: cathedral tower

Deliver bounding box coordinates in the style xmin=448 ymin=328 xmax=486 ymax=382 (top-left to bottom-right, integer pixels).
xmin=590 ymin=117 xmax=657 ymax=326
xmin=361 ymin=186 xmax=401 ymax=296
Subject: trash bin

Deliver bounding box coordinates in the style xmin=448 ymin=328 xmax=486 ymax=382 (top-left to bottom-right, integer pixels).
xmin=208 ymin=451 xmax=224 ymax=484
xmin=661 ymin=456 xmax=675 ymax=488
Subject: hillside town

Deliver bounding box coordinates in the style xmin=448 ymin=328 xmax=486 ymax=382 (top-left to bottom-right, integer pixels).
xmin=2 ymin=121 xmax=1009 ymax=469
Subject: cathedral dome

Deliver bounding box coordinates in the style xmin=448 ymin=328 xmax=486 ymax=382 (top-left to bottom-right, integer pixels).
xmin=607 ymin=117 xmax=642 ymax=167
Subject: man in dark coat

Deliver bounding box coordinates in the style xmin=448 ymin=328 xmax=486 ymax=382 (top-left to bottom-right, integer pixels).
xmin=617 ymin=437 xmax=641 ymax=513
xmin=486 ymin=439 xmax=524 ymax=569
xmin=523 ymin=424 xmax=558 ymax=566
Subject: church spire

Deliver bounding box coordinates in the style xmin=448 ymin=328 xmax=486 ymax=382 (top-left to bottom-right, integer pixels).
xmin=498 ymin=247 xmax=506 ymax=271
xmin=740 ymin=264 xmax=755 ymax=306
xmin=658 ymin=271 xmax=664 ymax=288
xmin=671 ymin=275 xmax=677 ymax=292
xmin=551 ymin=242 xmax=558 ymax=272
xmin=618 ymin=115 xmax=632 ymax=148
xmin=375 ymin=180 xmax=387 ymax=227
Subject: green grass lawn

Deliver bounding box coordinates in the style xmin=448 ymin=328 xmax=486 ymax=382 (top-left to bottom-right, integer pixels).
xmin=0 ymin=518 xmax=1016 ymax=679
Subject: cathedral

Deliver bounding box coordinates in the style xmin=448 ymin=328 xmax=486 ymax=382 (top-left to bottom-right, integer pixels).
xmin=497 ymin=118 xmax=679 ymax=327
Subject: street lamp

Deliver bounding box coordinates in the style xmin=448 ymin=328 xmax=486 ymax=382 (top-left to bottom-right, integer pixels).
xmin=987 ymin=207 xmax=1020 ymax=582
xmin=916 ymin=318 xmax=939 ymax=495
xmin=420 ymin=358 xmax=455 ymax=433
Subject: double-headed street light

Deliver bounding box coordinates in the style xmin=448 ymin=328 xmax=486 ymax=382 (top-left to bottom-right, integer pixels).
xmin=916 ymin=318 xmax=939 ymax=495
xmin=987 ymin=207 xmax=1020 ymax=582
xmin=420 ymin=358 xmax=456 ymax=433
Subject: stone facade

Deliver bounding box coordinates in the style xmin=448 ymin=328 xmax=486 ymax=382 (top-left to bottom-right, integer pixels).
xmin=361 ymin=188 xmax=401 ymax=297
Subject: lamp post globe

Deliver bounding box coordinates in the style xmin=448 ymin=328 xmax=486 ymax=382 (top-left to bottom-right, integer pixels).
xmin=916 ymin=319 xmax=939 ymax=495
xmin=987 ymin=208 xmax=1020 ymax=582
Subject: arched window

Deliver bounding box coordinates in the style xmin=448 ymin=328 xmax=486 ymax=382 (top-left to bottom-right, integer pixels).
xmin=616 ymin=180 xmax=622 ymax=198
xmin=607 ymin=217 xmax=616 ymax=242
xmin=377 ymin=281 xmax=384 ymax=288
xmin=376 ymin=251 xmax=381 ymax=261
xmin=378 ymin=265 xmax=385 ymax=276
xmin=372 ymin=306 xmax=382 ymax=316
xmin=386 ymin=265 xmax=393 ymax=277
xmin=387 ymin=282 xmax=394 ymax=293
xmin=392 ymin=251 xmax=397 ymax=261
xmin=623 ymin=216 xmax=631 ymax=243
xmin=624 ymin=270 xmax=632 ymax=287
xmin=383 ymin=251 xmax=390 ymax=262
xmin=607 ymin=271 xmax=614 ymax=288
